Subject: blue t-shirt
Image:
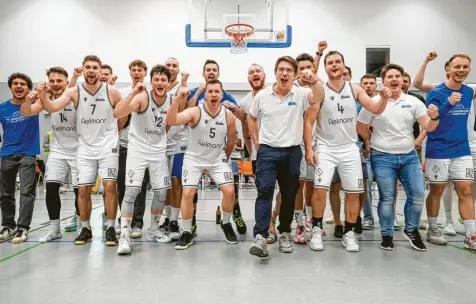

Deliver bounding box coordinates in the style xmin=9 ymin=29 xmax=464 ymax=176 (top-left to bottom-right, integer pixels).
xmin=187 ymin=87 xmax=238 ymax=110
xmin=0 ymin=100 xmax=40 ymax=157
xmin=425 ymin=83 xmax=474 ymax=159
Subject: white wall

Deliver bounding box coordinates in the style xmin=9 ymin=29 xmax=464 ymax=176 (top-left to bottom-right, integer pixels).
xmin=0 ymin=0 xmax=475 ymax=88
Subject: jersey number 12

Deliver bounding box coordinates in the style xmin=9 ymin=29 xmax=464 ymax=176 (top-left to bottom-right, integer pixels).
xmin=155 ymin=116 xmax=163 ymax=128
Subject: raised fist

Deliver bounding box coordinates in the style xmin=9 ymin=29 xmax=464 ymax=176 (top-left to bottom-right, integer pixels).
xmin=427 ymin=104 xmax=439 ymax=119
xmin=133 ymin=83 xmax=146 ymax=94
xmin=426 ymin=52 xmax=437 ymax=62
xmin=379 ymin=87 xmax=392 ymax=99
xmin=300 ymin=68 xmax=316 ymax=85
xmin=449 ymin=92 xmax=462 ymax=105
xmin=181 ymin=72 xmax=190 ymax=87
xmin=317 ymin=41 xmax=328 ymax=53
xmin=26 ymin=90 xmax=38 ymax=103
xmin=74 ymin=67 xmax=83 ymax=77
xmin=177 ymin=86 xmax=190 ymax=98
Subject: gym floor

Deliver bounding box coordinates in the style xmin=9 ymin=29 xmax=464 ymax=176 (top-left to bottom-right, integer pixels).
xmin=1 ymin=184 xmax=475 ymax=304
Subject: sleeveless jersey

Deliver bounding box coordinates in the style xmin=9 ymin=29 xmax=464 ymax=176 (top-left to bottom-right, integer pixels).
xmin=76 ymin=83 xmax=118 ymax=159
xmin=128 ymin=91 xmax=169 ymax=160
xmin=49 ymin=101 xmax=78 ymax=159
xmin=185 ymin=104 xmax=228 ymax=164
xmin=315 ymin=81 xmax=358 ymax=152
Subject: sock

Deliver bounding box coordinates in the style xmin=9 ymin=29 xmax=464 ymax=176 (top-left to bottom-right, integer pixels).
xmin=150 ymin=214 xmax=161 ymax=231
xmin=463 ymin=220 xmax=475 ymax=238
xmin=344 ymin=221 xmax=355 ymax=234
xmin=51 ymin=219 xmax=60 ymax=233
xmin=355 ymin=216 xmax=363 ymax=234
xmin=107 ymin=220 xmax=115 ymax=228
xmin=445 ymin=211 xmax=453 ymax=223
xmin=233 ymin=202 xmax=242 ymax=217
xmin=312 ymin=217 xmax=323 ymax=229
xmin=183 ymin=219 xmax=192 ymax=232
xmin=81 ymin=221 xmax=90 ymax=230
xmin=306 ymin=206 xmax=312 ymax=220
xmin=223 ymin=212 xmax=231 ymax=224
xmin=294 ymin=210 xmax=304 ymax=226
xmin=164 ymin=205 xmax=171 ymax=218
xmin=428 ymin=216 xmax=438 ymax=226
xmin=121 ymin=218 xmax=132 ymax=236
xmin=171 ymin=207 xmax=180 ymax=222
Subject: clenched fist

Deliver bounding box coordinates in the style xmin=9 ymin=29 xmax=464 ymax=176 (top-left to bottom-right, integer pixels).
xmin=449 ymin=92 xmax=462 ymax=105
xmin=74 ymin=67 xmax=83 ymax=77
xmin=379 ymin=87 xmax=392 ymax=99
xmin=133 ymin=83 xmax=146 ymax=95
xmin=300 ymin=68 xmax=317 ymax=85
xmin=426 ymin=51 xmax=437 ymax=62
xmin=427 ymin=104 xmax=439 ymax=119
xmin=180 ymin=72 xmax=190 ymax=87
xmin=177 ymin=86 xmax=190 ymax=98
xmin=317 ymin=41 xmax=328 ymax=53
xmin=26 ymin=90 xmax=38 ymax=103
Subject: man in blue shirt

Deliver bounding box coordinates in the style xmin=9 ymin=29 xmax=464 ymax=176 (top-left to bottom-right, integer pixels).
xmin=0 ymin=73 xmax=40 ymax=244
xmin=425 ymin=54 xmax=476 ymax=251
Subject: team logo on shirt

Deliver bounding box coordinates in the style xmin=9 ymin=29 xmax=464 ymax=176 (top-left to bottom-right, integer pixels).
xmin=205 ymin=119 xmax=209 ymax=124
xmin=340 ymin=95 xmax=350 ymax=99
xmin=401 ymin=105 xmax=412 ymax=108
xmin=466 ymin=168 xmax=474 ymax=179
xmin=215 ymin=121 xmax=224 ymax=126
xmin=288 ymin=101 xmax=297 ymax=106
xmin=330 ymin=96 xmax=335 ymax=101
xmin=95 ymin=98 xmax=105 ymax=102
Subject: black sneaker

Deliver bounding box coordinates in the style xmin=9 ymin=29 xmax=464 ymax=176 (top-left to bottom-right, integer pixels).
xmin=232 ymin=215 xmax=247 ymax=235
xmin=159 ymin=218 xmax=170 ymax=231
xmin=175 ymin=231 xmax=194 ymax=250
xmin=191 ymin=215 xmax=197 ymax=238
xmin=334 ymin=225 xmax=344 ymax=238
xmin=169 ymin=220 xmax=181 ymax=241
xmin=221 ymin=221 xmax=238 ymax=244
xmin=380 ymin=236 xmax=395 ymax=251
xmin=105 ymin=226 xmax=118 ymax=246
xmin=404 ymin=229 xmax=427 ymax=251
xmin=74 ymin=227 xmax=92 ymax=245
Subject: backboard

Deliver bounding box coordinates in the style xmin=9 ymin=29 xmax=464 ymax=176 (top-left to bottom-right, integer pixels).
xmin=185 ymin=0 xmax=292 ymax=49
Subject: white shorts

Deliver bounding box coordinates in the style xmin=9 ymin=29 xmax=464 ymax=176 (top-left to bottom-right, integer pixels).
xmin=182 ymin=159 xmax=234 ymax=188
xmin=126 ymin=156 xmax=171 ymax=190
xmin=425 ymin=156 xmax=474 ymax=183
xmin=45 ymin=158 xmax=78 ymax=187
xmin=299 ymin=157 xmax=314 ymax=181
xmin=313 ymin=148 xmax=364 ymax=193
xmin=77 ymin=156 xmax=118 ymax=186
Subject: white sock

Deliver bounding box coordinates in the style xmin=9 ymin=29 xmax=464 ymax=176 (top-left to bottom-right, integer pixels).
xmin=171 ymin=207 xmax=180 ymax=222
xmin=428 ymin=217 xmax=438 ymax=226
xmin=150 ymin=214 xmax=161 ymax=231
xmin=51 ymin=219 xmax=60 ymax=233
xmin=223 ymin=212 xmax=231 ymax=224
xmin=81 ymin=221 xmax=90 ymax=229
xmin=306 ymin=205 xmax=312 ymax=219
xmin=294 ymin=210 xmax=304 ymax=226
xmin=445 ymin=211 xmax=453 ymax=223
xmin=121 ymin=218 xmax=132 ymax=236
xmin=463 ymin=220 xmax=475 ymax=238
xmin=107 ymin=220 xmax=115 ymax=228
xmin=164 ymin=205 xmax=171 ymax=218
xmin=183 ymin=219 xmax=192 ymax=232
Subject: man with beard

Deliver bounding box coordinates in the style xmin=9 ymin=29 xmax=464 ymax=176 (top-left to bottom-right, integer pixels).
xmin=39 ymin=55 xmax=123 ymax=247
xmin=0 ymin=73 xmax=39 ymax=244
xmin=114 ymin=65 xmax=173 ymax=254
xmin=20 ymin=67 xmax=81 ymax=242
xmin=186 ymin=59 xmax=246 ymax=237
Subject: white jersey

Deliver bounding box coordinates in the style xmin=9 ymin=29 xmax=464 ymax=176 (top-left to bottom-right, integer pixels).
xmin=167 ymin=81 xmax=181 ymax=98
xmin=315 ymin=81 xmax=358 ymax=152
xmin=76 ymin=83 xmax=118 ymax=159
xmin=128 ymin=91 xmax=169 ymax=160
xmin=49 ymin=101 xmax=78 ymax=159
xmin=185 ymin=104 xmax=228 ymax=165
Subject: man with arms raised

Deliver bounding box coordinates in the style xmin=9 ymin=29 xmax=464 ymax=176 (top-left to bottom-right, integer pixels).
xmin=39 ymin=55 xmax=123 ymax=246
xmin=304 ymin=51 xmax=391 ymax=252
xmin=167 ymin=79 xmax=238 ymax=250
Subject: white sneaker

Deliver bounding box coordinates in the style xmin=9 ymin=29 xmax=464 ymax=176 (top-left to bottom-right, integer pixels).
xmin=310 ymin=227 xmax=324 ymax=251
xmin=0 ymin=227 xmax=14 ymax=240
xmin=130 ymin=227 xmax=143 ymax=239
xmin=64 ymin=215 xmax=77 ymax=232
xmin=278 ymin=232 xmax=293 ymax=253
xmin=426 ymin=224 xmax=447 ymax=245
xmin=325 ymin=214 xmax=335 ymax=224
xmin=442 ymin=221 xmax=457 ymax=236
xmin=117 ymin=234 xmax=132 ymax=255
xmin=464 ymin=234 xmax=476 ymax=251
xmin=12 ymin=229 xmax=28 ymax=244
xmin=149 ymin=229 xmax=172 ymax=243
xmin=39 ymin=230 xmax=62 ymax=243
xmin=342 ymin=231 xmax=360 ymax=252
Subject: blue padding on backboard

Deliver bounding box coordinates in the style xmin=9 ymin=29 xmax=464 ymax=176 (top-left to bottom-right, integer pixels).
xmin=185 ymin=24 xmax=292 ymax=48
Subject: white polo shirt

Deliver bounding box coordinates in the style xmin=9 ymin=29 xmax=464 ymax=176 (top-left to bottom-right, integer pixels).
xmin=358 ymin=92 xmax=427 ymax=154
xmin=249 ymin=84 xmax=311 ymax=148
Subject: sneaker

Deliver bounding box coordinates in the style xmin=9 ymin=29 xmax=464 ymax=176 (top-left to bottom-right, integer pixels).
xmin=464 ymin=235 xmax=476 ymax=251
xmin=310 ymin=227 xmax=324 ymax=251
xmin=278 ymin=232 xmax=293 ymax=253
xmin=362 ymin=219 xmax=374 ymax=230
xmin=169 ymin=220 xmax=181 ymax=241
xmin=404 ymin=229 xmax=427 ymax=251
xmin=233 ymin=215 xmax=247 ymax=235
xmin=380 ymin=236 xmax=395 ymax=251
xmin=325 ymin=214 xmax=335 ymax=224
xmin=442 ymin=221 xmax=457 ymax=236
xmin=191 ymin=215 xmax=198 ymax=237
xmin=249 ymin=234 xmax=269 ymax=258
xmin=0 ymin=227 xmax=14 ymax=240
xmin=419 ymin=220 xmax=429 ymax=230
xmin=12 ymin=229 xmax=28 ymax=244
xmin=105 ymin=226 xmax=118 ymax=246
xmin=394 ymin=219 xmax=402 ymax=231
xmin=130 ymin=227 xmax=143 ymax=239
xmin=39 ymin=230 xmax=62 ymax=243
xmin=117 ymin=234 xmax=132 ymax=255
xmin=334 ymin=225 xmax=344 ymax=238
xmin=74 ymin=227 xmax=92 ymax=245
xmin=175 ymin=231 xmax=194 ymax=250
xmin=342 ymin=231 xmax=359 ymax=252
xmin=159 ymin=218 xmax=170 ymax=231
xmin=155 ymin=230 xmax=172 ymax=243
xmin=426 ymin=224 xmax=447 ymax=245
xmin=221 ymin=221 xmax=238 ymax=244
xmin=101 ymin=212 xmax=107 ymax=230
xmin=64 ymin=215 xmax=77 ymax=232
xmin=294 ymin=225 xmax=307 ymax=244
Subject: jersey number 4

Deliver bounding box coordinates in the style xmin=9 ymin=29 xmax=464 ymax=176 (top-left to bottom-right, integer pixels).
xmin=337 ymin=103 xmax=344 ymax=114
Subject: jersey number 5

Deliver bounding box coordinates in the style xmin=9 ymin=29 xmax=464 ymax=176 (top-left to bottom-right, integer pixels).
xmin=209 ymin=128 xmax=216 ymax=138
xmin=337 ymin=103 xmax=344 ymax=114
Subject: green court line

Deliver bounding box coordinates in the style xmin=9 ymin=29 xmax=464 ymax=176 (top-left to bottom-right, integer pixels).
xmin=447 ymin=242 xmax=476 ymax=256
xmin=0 ymin=243 xmax=43 ymax=263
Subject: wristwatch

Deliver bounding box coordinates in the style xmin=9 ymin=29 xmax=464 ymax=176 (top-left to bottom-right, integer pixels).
xmin=316 ymin=51 xmax=323 ymax=56
xmin=431 ymin=115 xmax=439 ymax=121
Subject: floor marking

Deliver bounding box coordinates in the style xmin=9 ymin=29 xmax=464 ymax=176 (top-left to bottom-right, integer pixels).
xmin=447 ymin=242 xmax=476 ymax=256
xmin=0 ymin=243 xmax=43 ymax=263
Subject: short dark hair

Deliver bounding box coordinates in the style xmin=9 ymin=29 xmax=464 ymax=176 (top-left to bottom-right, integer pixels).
xmin=324 ymin=51 xmax=345 ymax=65
xmin=150 ymin=64 xmax=171 ymax=81
xmin=8 ymin=73 xmax=33 ymax=90
xmin=101 ymin=64 xmax=113 ymax=74
xmin=380 ymin=63 xmax=405 ymax=79
xmin=47 ymin=67 xmax=68 ymax=79
xmin=447 ymin=53 xmax=471 ymax=66
xmin=203 ymin=59 xmax=219 ymax=72
xmin=403 ymin=72 xmax=411 ymax=82
xmin=82 ymin=55 xmax=102 ymax=67
xmin=360 ymin=74 xmax=377 ymax=83
xmin=344 ymin=65 xmax=352 ymax=77
xmin=205 ymin=79 xmax=223 ymax=90
xmin=129 ymin=60 xmax=147 ymax=72
xmin=274 ymin=56 xmax=298 ymax=74
xmin=444 ymin=61 xmax=449 ymax=70
xmin=296 ymin=53 xmax=314 ymax=63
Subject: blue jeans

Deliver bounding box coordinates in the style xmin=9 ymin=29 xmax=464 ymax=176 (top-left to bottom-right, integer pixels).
xmin=370 ymin=149 xmax=425 ymax=237
xmin=253 ymin=145 xmax=302 ymax=237
xmin=362 ymin=156 xmax=374 ymax=222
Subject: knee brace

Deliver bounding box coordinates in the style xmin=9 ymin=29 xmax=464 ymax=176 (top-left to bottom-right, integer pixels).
xmin=122 ymin=187 xmax=141 ymax=214
xmin=152 ymin=190 xmax=167 ymax=211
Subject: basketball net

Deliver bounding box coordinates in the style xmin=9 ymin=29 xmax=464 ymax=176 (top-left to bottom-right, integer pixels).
xmin=225 ymin=24 xmax=254 ymax=54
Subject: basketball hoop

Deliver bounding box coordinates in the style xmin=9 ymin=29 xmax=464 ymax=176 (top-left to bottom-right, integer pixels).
xmin=225 ymin=23 xmax=254 ymax=54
